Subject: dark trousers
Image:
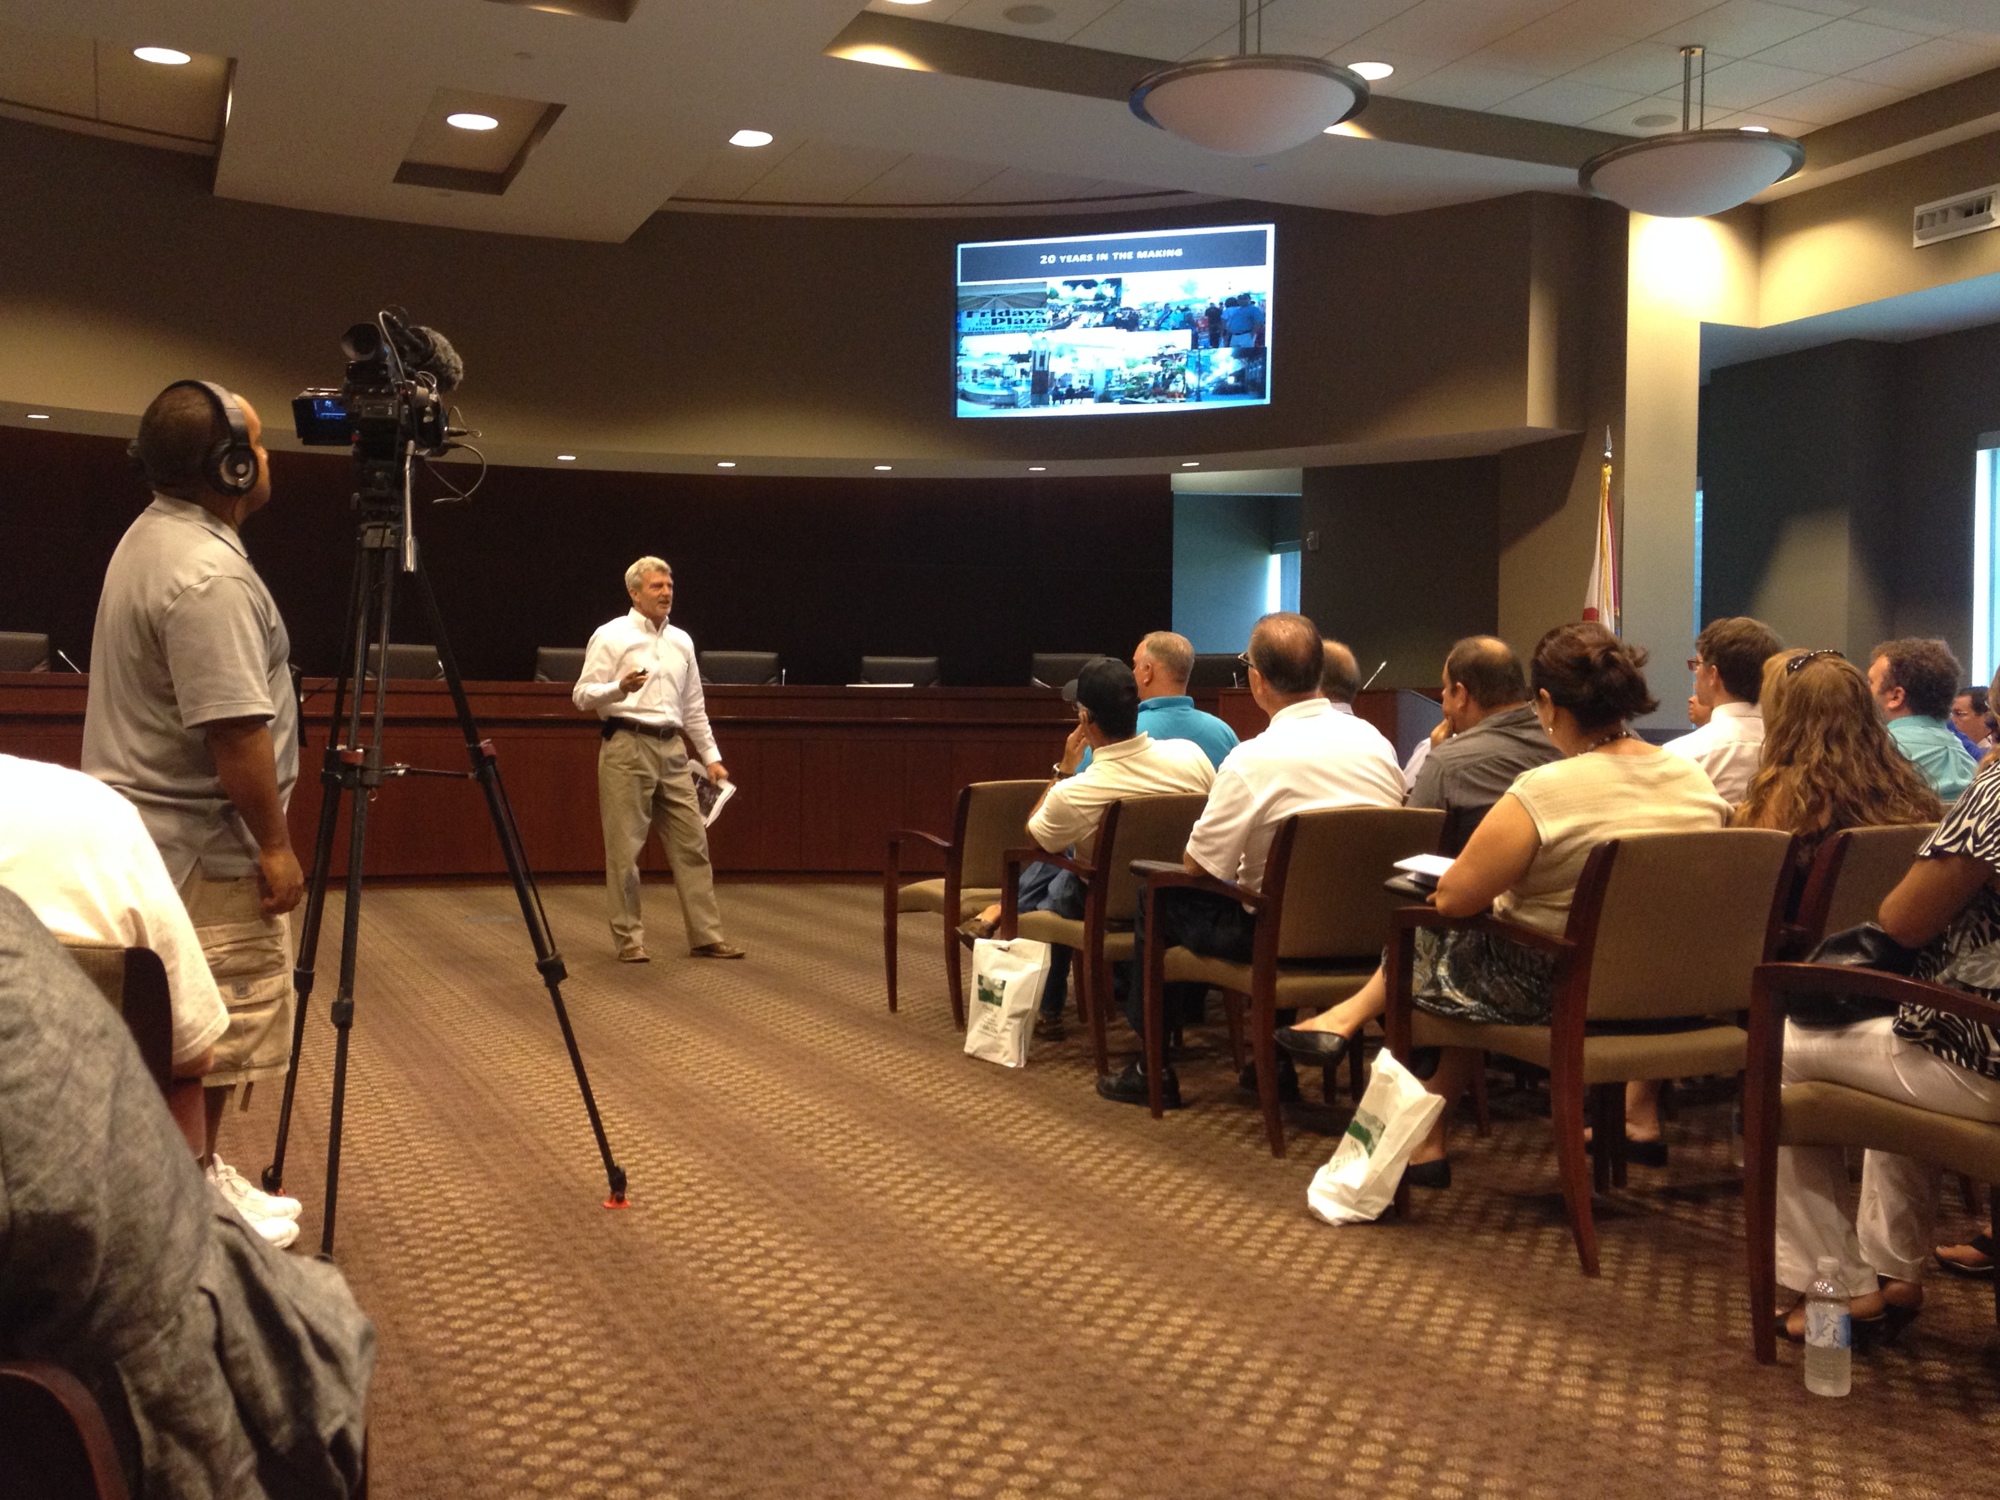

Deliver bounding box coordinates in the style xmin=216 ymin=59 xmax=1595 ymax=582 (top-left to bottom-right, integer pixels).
xmin=1015 ymin=862 xmax=1086 ymax=1018
xmin=1126 ymin=884 xmax=1258 ymax=1037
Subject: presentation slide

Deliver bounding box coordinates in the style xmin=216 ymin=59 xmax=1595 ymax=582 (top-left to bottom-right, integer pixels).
xmin=954 ymin=224 xmax=1274 ymax=419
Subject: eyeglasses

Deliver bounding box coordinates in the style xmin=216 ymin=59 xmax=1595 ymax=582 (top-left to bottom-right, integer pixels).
xmin=1785 ymin=648 xmax=1845 ymax=674
xmin=1236 ymin=651 xmax=1252 ymax=668
xmin=1685 ymin=656 xmax=1708 ymax=672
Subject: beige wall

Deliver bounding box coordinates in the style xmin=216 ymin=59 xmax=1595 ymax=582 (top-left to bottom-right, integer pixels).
xmin=0 ymin=116 xmax=1564 ymax=470
xmin=1761 ymin=133 xmax=2000 ymax=326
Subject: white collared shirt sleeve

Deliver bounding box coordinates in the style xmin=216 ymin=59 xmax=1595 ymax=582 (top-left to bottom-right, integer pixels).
xmin=572 ymin=620 xmax=633 ymax=715
xmin=1186 ymin=765 xmax=1254 ymax=883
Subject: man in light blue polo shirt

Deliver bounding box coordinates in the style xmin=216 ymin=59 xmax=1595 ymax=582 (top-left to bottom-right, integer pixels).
xmin=1124 ymin=630 xmax=1239 ymax=768
xmin=1870 ymin=638 xmax=1976 ymax=802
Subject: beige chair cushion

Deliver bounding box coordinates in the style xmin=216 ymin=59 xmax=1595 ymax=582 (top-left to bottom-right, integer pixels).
xmin=1017 ymin=912 xmax=1085 ymax=950
xmin=1411 ymin=1012 xmax=1746 ymax=1084
xmin=1164 ymin=949 xmax=1377 ymax=1007
xmin=897 ymin=880 xmax=999 ymax=917
xmin=60 ymin=941 xmax=125 ymax=1006
xmin=1781 ymin=1080 xmax=2000 ymax=1179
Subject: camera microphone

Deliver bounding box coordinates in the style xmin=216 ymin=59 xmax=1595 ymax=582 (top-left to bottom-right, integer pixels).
xmin=381 ymin=311 xmax=464 ymax=392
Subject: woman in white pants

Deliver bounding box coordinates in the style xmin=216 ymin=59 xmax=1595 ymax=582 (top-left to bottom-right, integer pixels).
xmin=1775 ymin=733 xmax=2000 ymax=1342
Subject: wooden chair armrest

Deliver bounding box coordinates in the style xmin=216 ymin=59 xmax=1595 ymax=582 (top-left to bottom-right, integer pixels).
xmin=1000 ymin=846 xmax=1092 ymax=936
xmin=1390 ymin=905 xmax=1570 ymax=955
xmin=1131 ymin=861 xmax=1265 ymax=912
xmin=1752 ymin=962 xmax=2000 ymax=1029
xmin=884 ymin=829 xmax=952 ymax=885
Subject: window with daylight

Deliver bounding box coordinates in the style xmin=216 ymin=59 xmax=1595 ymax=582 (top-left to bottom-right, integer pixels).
xmin=1975 ymin=441 xmax=2000 ymax=684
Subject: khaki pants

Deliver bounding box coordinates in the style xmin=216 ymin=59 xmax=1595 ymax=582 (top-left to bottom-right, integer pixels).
xmin=597 ymin=729 xmax=725 ymax=954
xmin=177 ymin=867 xmax=296 ymax=1091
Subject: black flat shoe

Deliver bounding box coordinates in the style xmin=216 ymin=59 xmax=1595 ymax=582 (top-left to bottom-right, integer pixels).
xmin=1585 ymin=1134 xmax=1669 ymax=1168
xmin=1238 ymin=1056 xmax=1301 ymax=1104
xmin=1096 ymin=1060 xmax=1182 ymax=1110
xmin=1274 ymin=1026 xmax=1353 ymax=1067
xmin=1774 ymin=1299 xmax=1919 ymax=1350
xmin=1402 ymin=1158 xmax=1450 ymax=1190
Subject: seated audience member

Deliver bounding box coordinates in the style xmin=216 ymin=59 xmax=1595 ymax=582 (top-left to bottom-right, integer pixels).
xmin=961 ymin=658 xmax=1214 ymax=1037
xmin=1098 ymin=613 xmax=1404 ymax=1107
xmin=1770 ymin=711 xmax=2000 ymax=1343
xmin=1275 ymin=624 xmax=1729 ymax=1189
xmin=1666 ymin=616 xmax=1786 ymax=802
xmin=1122 ymin=630 xmax=1238 ymax=770
xmin=1408 ymin=636 xmax=1561 ymax=855
xmin=0 ymin=886 xmax=374 ymax=1499
xmin=0 ymin=753 xmax=232 ymax=1161
xmin=1615 ymin=649 xmax=1947 ymax=1161
xmin=1950 ymin=684 xmax=1996 ymax=757
xmin=1686 ymin=692 xmax=1712 ymax=730
xmin=1321 ymin=639 xmax=1363 ymax=709
xmin=1870 ymin=638 xmax=1976 ymax=801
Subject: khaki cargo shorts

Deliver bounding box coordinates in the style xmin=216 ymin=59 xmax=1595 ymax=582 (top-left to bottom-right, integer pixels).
xmin=178 ymin=868 xmax=296 ymax=1090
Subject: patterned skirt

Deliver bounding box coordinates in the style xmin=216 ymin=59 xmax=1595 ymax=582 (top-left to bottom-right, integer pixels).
xmin=1410 ymin=925 xmax=1560 ymax=1028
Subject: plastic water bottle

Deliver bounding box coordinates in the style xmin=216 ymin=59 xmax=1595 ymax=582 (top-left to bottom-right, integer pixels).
xmin=1803 ymin=1256 xmax=1852 ymax=1397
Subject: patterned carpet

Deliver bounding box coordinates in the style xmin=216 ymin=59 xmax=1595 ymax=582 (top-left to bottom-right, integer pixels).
xmin=218 ymin=882 xmax=2000 ymax=1499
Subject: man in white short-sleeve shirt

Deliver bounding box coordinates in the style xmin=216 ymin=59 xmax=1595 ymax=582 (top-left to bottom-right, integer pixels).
xmin=0 ymin=752 xmax=228 ymax=1155
xmin=1099 ymin=613 xmax=1405 ymax=1108
xmin=963 ymin=657 xmax=1214 ymax=1040
xmin=1664 ymin=616 xmax=1784 ymax=804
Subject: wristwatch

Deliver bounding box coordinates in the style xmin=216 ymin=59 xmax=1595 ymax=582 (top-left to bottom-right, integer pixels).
xmin=1051 ymin=762 xmax=1073 ymax=779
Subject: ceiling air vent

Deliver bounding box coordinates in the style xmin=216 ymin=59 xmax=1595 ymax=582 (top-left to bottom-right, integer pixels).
xmin=1913 ymin=185 xmax=1998 ymax=248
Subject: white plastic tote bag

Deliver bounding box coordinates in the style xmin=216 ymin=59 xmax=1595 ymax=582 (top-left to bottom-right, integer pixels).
xmin=962 ymin=937 xmax=1052 ymax=1069
xmin=1307 ymin=1050 xmax=1448 ymax=1225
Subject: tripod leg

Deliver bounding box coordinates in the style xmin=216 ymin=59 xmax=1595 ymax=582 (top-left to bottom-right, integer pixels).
xmin=414 ymin=559 xmax=629 ymax=1206
xmin=265 ymin=530 xmax=371 ymax=1196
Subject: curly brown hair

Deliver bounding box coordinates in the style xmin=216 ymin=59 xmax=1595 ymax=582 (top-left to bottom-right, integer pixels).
xmin=1735 ymin=650 xmax=1941 ymax=843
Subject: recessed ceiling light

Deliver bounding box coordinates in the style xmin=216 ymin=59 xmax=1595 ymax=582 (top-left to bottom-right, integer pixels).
xmin=133 ymin=46 xmax=191 ymax=66
xmin=716 ymin=461 xmax=736 ymax=468
xmin=882 ymin=1 xmax=932 ymax=5
xmin=1741 ymin=124 xmax=1771 ymax=133
xmin=1028 ymin=465 xmax=1046 ymax=472
xmin=874 ymin=465 xmax=893 ymax=471
xmin=447 ymin=112 xmax=501 ymax=132
xmin=830 ymin=44 xmax=931 ymax=71
xmin=556 ymin=454 xmax=577 ymax=461
xmin=1348 ymin=61 xmax=1393 ymax=81
xmin=26 ymin=413 xmax=51 ymax=420
xmin=729 ymin=129 xmax=773 ymax=148
xmin=1632 ymin=113 xmax=1677 ymax=128
xmin=1181 ymin=461 xmax=1200 ymax=468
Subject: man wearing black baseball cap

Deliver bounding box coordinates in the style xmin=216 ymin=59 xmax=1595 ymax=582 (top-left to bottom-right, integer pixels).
xmin=960 ymin=657 xmax=1213 ymax=1037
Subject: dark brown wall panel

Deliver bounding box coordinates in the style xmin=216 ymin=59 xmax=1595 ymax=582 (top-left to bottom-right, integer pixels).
xmin=0 ymin=426 xmax=1170 ymax=687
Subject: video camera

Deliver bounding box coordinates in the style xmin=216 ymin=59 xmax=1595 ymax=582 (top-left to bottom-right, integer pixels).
xmin=292 ymin=310 xmax=463 ymax=461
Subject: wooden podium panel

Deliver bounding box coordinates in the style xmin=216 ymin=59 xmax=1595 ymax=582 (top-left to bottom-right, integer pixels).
xmin=0 ymin=675 xmax=1424 ymax=878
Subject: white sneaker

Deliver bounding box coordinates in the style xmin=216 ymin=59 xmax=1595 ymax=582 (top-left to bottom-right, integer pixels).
xmin=251 ymin=1214 xmax=300 ymax=1251
xmin=207 ymin=1154 xmax=303 ymax=1222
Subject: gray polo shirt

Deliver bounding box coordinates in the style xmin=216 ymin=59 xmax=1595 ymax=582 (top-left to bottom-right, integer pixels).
xmin=1409 ymin=702 xmax=1561 ymax=853
xmin=82 ymin=496 xmax=299 ymax=884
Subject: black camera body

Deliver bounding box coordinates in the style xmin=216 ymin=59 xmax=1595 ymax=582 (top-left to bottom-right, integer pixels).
xmin=291 ymin=313 xmax=460 ymax=464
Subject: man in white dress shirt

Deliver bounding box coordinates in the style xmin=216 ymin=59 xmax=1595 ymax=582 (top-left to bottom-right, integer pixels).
xmin=1099 ymin=613 xmax=1406 ymax=1107
xmin=1665 ymin=616 xmax=1785 ymax=803
xmin=573 ymin=557 xmax=743 ymax=962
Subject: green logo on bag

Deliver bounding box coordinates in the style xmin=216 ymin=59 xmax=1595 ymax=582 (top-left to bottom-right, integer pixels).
xmin=1344 ymin=1107 xmax=1384 ymax=1156
xmin=975 ymin=975 xmax=1005 ymax=1008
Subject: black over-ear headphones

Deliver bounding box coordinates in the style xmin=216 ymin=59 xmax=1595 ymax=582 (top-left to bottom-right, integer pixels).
xmin=126 ymin=380 xmax=260 ymax=497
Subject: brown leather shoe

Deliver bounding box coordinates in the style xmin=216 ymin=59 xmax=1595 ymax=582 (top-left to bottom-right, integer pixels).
xmin=690 ymin=942 xmax=746 ymax=960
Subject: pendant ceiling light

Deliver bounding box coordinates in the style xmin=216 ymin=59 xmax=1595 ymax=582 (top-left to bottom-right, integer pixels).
xmin=1578 ymin=46 xmax=1804 ymax=217
xmin=1130 ymin=0 xmax=1368 ymax=157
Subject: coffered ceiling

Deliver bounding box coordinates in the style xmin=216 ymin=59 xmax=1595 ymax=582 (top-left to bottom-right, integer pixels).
xmin=1 ymin=0 xmax=1996 ymax=241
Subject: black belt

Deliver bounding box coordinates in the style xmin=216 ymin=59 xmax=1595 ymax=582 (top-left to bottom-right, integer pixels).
xmin=603 ymin=717 xmax=682 ymax=742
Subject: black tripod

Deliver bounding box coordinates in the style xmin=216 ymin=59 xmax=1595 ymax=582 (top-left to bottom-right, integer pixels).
xmin=263 ymin=446 xmax=626 ymax=1256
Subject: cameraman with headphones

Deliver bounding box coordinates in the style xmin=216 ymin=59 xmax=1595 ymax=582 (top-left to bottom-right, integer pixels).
xmin=82 ymin=381 xmax=307 ymax=1245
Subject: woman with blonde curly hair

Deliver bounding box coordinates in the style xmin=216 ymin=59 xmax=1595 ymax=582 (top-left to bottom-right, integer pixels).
xmin=1734 ymin=648 xmax=1942 ymax=883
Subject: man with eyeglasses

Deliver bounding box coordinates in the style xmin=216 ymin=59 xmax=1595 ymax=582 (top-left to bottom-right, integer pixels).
xmin=1665 ymin=617 xmax=1785 ymax=803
